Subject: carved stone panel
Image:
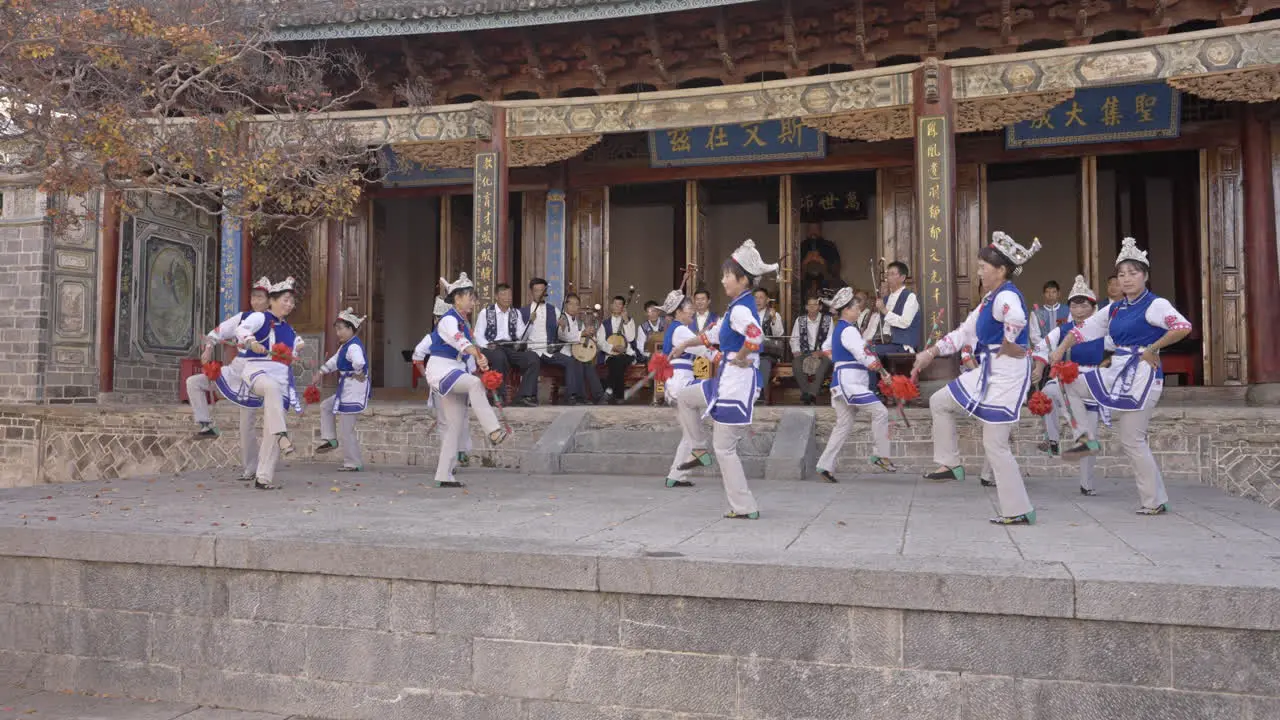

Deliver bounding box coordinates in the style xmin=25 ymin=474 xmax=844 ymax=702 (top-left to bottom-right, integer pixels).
xmin=53 ymin=278 xmax=90 ymax=340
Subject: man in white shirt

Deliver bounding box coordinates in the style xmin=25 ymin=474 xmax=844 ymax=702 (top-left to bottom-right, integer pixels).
xmin=559 ymin=293 xmax=606 ymax=403
xmin=691 ymin=288 xmax=718 ymax=334
xmin=523 ymin=277 xmax=585 ymax=404
xmin=853 ymin=290 xmax=882 ymax=342
xmin=871 ymin=261 xmax=922 ymax=356
xmin=596 ymin=295 xmax=637 ymax=404
xmin=789 ymin=296 xmax=832 ymax=405
xmin=753 ymin=288 xmax=785 ymax=403
xmin=474 ymin=283 xmax=541 ymax=406
xmin=636 ymin=300 xmax=668 ymax=365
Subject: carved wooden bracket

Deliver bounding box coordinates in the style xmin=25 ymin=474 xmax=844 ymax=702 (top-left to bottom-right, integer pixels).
xmin=803 ymin=106 xmax=914 ymax=142
xmin=1168 ymin=66 xmax=1280 ymax=104
xmin=954 ymin=89 xmax=1076 ymax=133
xmin=510 ymin=135 xmax=603 ymax=167
xmin=392 ymin=140 xmax=477 ymax=169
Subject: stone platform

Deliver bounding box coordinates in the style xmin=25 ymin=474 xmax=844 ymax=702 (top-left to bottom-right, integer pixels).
xmin=2 ymin=467 xmax=1280 ymax=719
xmin=1 ymin=397 xmax=1277 ymax=508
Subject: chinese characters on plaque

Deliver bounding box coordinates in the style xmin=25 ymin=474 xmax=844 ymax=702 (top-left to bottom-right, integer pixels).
xmin=767 ymin=173 xmax=874 ymax=223
xmin=472 ymin=152 xmax=500 ymax=307
xmin=649 ymin=118 xmax=827 ymax=168
xmin=916 ymin=116 xmax=950 ymax=346
xmin=219 ymin=204 xmax=242 ymax=321
xmin=544 ymin=190 xmax=566 ymax=308
xmin=381 ymin=147 xmax=474 ymax=188
xmin=1006 ymin=82 xmax=1180 ymax=149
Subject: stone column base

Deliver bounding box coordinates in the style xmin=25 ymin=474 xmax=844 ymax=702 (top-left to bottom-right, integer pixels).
xmin=1245 ymin=383 xmax=1280 ymax=407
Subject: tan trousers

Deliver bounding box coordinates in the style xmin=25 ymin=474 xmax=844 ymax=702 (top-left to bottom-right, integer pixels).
xmin=186 ymin=373 xmax=259 ymax=476
xmin=249 ymin=375 xmax=288 ymax=484
xmin=676 ymin=384 xmax=758 ymax=515
xmin=435 ymin=374 xmax=500 ymax=485
xmin=929 ymin=387 xmax=1033 ymax=518
xmin=319 ymin=395 xmax=363 ymax=469
xmin=1111 ymin=383 xmax=1168 ymax=509
xmin=818 ymin=396 xmax=889 ymax=472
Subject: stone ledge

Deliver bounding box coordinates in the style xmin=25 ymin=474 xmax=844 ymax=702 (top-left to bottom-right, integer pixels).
xmin=3 ymin=528 xmax=1280 ymax=631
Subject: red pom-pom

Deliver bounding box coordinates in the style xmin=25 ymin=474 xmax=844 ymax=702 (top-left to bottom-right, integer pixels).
xmin=647 ymin=352 xmax=674 ymax=382
xmin=482 ymin=370 xmax=503 ymax=391
xmin=880 ymin=374 xmax=920 ymax=401
xmin=1050 ymin=360 xmax=1080 ymax=385
xmin=270 ymin=342 xmax=293 ymax=365
xmin=202 ymin=360 xmax=222 ymax=381
xmin=303 ymin=384 xmax=321 ymax=404
xmin=1028 ymin=390 xmax=1054 ymax=416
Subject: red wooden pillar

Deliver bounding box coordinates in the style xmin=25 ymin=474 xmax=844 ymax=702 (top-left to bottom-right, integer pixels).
xmin=473 ymin=105 xmax=509 ymax=306
xmin=1242 ymin=106 xmax=1280 ymax=401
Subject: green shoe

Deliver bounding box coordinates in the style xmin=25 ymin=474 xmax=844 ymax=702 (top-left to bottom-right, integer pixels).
xmin=817 ymin=468 xmax=838 ymax=483
xmin=869 ymin=456 xmax=898 ymax=473
xmin=1136 ymin=503 xmax=1169 ymax=516
xmin=676 ymin=451 xmax=714 ymax=472
xmin=315 ymin=440 xmax=338 ymax=454
xmin=989 ymin=509 xmax=1036 ymax=525
xmin=337 ymin=465 xmax=362 ymax=472
xmin=924 ymin=466 xmax=965 ymax=482
xmin=665 ymin=478 xmax=694 ymax=488
xmin=195 ymin=424 xmax=220 ymax=440
xmin=724 ymin=511 xmax=760 ymax=520
xmin=456 ymin=452 xmax=470 ymax=466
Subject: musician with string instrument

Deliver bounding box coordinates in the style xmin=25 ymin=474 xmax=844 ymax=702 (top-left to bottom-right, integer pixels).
xmin=474 ymin=283 xmax=541 ymax=407
xmin=595 ymin=290 xmax=638 ymax=404
xmin=752 ymin=288 xmax=785 ymax=405
xmin=558 ymin=293 xmax=606 ymax=403
xmin=636 ymin=300 xmax=668 ymax=366
xmin=522 ymin=277 xmax=586 ymax=405
xmin=788 ymin=295 xmax=832 ymax=405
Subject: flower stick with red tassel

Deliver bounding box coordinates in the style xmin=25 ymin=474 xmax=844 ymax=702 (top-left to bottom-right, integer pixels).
xmin=481 ymin=370 xmax=513 ymax=440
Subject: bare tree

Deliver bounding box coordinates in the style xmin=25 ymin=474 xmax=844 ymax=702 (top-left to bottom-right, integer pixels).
xmin=0 ymin=0 xmax=381 ymax=235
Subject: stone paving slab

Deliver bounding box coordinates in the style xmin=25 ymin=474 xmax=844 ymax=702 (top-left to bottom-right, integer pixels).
xmin=1 ymin=464 xmax=1279 ymax=627
xmin=0 ymin=690 xmax=291 ymax=719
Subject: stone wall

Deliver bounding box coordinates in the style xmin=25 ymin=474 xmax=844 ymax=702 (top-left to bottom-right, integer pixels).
xmin=0 ymin=555 xmax=1277 ymax=719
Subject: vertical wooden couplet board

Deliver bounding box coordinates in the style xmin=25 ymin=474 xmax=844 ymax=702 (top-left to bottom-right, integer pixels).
xmin=1201 ymin=143 xmax=1247 ymax=386
xmin=472 ymin=151 xmax=502 ymax=308
xmin=569 ymin=187 xmax=608 ymax=311
xmin=778 ymin=175 xmax=802 ymax=326
xmin=218 ymin=194 xmax=242 ymax=322
xmin=684 ymin=180 xmax=708 ymax=296
xmin=1078 ymin=157 xmax=1102 ymax=293
xmin=543 ymin=190 xmax=567 ymax=308
xmin=916 ymin=114 xmax=954 ymax=347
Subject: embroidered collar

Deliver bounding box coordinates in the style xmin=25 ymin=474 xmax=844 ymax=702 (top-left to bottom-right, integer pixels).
xmin=1120 ymin=289 xmax=1150 ymax=307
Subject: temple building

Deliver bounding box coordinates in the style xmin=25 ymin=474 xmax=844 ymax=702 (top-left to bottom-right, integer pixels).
xmin=2 ymin=0 xmax=1279 ymax=404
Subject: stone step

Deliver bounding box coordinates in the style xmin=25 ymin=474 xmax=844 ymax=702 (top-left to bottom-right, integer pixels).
xmin=559 ymin=451 xmax=769 ymax=478
xmin=570 ymin=429 xmax=773 ymax=456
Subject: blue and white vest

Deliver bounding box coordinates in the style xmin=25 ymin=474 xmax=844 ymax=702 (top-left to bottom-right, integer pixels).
xmin=662 ymin=321 xmax=694 ymax=372
xmin=887 ymin=289 xmax=922 ymax=348
xmin=429 ymin=309 xmax=474 ymax=362
xmin=700 ymin=291 xmax=759 ymax=426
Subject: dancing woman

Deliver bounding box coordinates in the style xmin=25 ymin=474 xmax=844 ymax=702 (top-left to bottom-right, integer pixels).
xmin=423 ymin=273 xmax=508 ymax=488
xmin=313 ymin=307 xmax=371 ymax=472
xmin=233 ymin=277 xmax=305 ymax=490
xmin=659 ymin=289 xmax=714 ymax=489
xmin=669 ymin=239 xmax=777 ymax=519
xmin=911 ymin=232 xmax=1041 ymax=525
xmin=413 ymin=296 xmax=473 ymax=473
xmin=1049 ymin=237 xmax=1192 ymax=515
xmin=815 ymin=286 xmax=896 ymax=483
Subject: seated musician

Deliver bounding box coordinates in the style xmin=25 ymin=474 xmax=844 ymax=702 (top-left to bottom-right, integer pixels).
xmin=473 ymin=283 xmax=541 ymax=407
xmin=596 ymin=295 xmax=638 ymax=404
xmin=691 ymin=287 xmax=718 ymax=334
xmin=870 ymin=261 xmax=922 ymax=356
xmin=636 ymin=300 xmax=668 ymax=365
xmin=559 ymin=293 xmax=606 ymax=403
xmin=523 ymin=277 xmax=585 ymax=405
xmin=753 ymin=288 xmax=785 ymax=404
xmin=789 ymin=295 xmax=832 ymax=405
xmin=853 ymin=289 xmax=882 ymax=341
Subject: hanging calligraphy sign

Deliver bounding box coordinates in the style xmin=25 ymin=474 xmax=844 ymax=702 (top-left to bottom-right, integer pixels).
xmin=649 ymin=119 xmax=826 ymax=167
xmin=472 ymin=152 xmax=500 ymax=307
xmin=1005 ymin=83 xmax=1180 ymax=149
xmin=381 ymin=147 xmax=474 ymax=187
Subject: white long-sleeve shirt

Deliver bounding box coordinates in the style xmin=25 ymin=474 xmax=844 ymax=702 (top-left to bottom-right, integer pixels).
xmin=473 ymin=304 xmax=525 ymax=349
xmin=881 ymin=286 xmax=920 ymax=339
xmin=821 ymin=323 xmax=882 ymax=370
xmin=205 ymin=313 xmax=245 ymax=345
xmin=234 ymin=312 xmax=304 ymax=354
xmin=1069 ymin=293 xmax=1192 ymax=346
xmin=596 ymin=315 xmax=637 ymax=357
xmin=934 ymin=288 xmax=1027 ymax=357
xmin=789 ymin=314 xmax=824 ymax=355
xmin=320 ymin=342 xmax=367 ymax=374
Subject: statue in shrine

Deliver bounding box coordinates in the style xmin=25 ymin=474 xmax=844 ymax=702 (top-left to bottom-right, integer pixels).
xmin=799 ymin=231 xmax=847 ymax=301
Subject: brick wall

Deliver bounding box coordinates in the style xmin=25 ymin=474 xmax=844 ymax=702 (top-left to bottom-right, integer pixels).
xmin=1 ymin=556 xmax=1277 ymax=719
xmin=0 ymin=186 xmax=52 ymax=404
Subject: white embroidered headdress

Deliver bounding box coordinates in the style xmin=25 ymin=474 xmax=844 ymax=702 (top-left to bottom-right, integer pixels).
xmin=268 ymin=276 xmax=296 ymax=293
xmin=252 ymin=276 xmax=272 ymax=292
xmin=659 ymin=289 xmax=685 ymax=315
xmin=337 ymin=307 xmax=366 ymax=329
xmin=989 ymin=231 xmax=1041 ymax=276
xmin=432 ymin=296 xmax=450 ymax=317
xmin=1115 ymin=237 xmax=1149 ymax=267
xmin=730 ymin=239 xmax=780 ymax=277
xmin=441 ymin=272 xmax=473 ymax=295
xmin=1067 ymin=274 xmax=1096 ymax=303
xmin=821 ymin=286 xmax=854 ymax=311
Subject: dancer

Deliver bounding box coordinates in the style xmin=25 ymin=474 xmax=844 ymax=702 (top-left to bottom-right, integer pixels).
xmin=425 ymin=272 xmax=508 ymax=488
xmin=815 ymin=287 xmax=896 ymax=483
xmin=1049 ymin=238 xmax=1193 ymax=514
xmin=313 ymin=307 xmax=371 ymax=472
xmin=232 ymin=277 xmax=305 ymax=491
xmin=1031 ymin=275 xmax=1106 ymax=495
xmin=413 ymin=296 xmax=473 ymax=471
xmin=190 ymin=276 xmax=271 ymax=479
xmin=912 ymin=232 xmax=1041 ymax=525
xmin=659 ymin=289 xmax=713 ymax=488
xmin=669 ymin=239 xmax=777 ymax=519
